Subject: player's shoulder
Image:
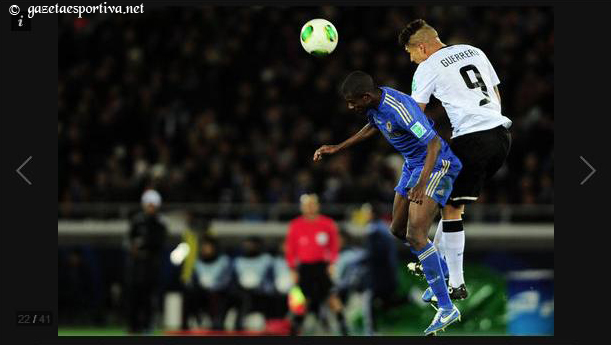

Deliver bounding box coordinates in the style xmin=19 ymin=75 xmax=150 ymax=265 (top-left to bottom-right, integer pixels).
xmin=453 ymin=43 xmax=488 ymax=58
xmin=382 ymin=86 xmax=411 ymax=102
xmin=426 ymin=44 xmax=480 ymax=62
xmin=289 ymin=216 xmax=304 ymax=227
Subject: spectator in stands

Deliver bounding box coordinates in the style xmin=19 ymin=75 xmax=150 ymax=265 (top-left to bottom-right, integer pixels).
xmin=58 ymin=7 xmax=554 ymax=212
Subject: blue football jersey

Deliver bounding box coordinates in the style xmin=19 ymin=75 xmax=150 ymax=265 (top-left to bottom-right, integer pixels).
xmin=367 ymin=87 xmax=458 ymax=170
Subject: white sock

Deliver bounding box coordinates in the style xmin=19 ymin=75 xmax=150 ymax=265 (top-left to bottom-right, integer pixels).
xmin=432 ymin=219 xmax=445 ymax=258
xmin=443 ymin=220 xmax=465 ymax=288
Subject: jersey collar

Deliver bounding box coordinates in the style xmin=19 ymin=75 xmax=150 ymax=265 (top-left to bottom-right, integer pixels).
xmin=376 ymin=87 xmax=387 ymax=111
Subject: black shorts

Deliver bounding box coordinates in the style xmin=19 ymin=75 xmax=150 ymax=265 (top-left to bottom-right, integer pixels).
xmin=448 ymin=125 xmax=512 ymax=206
xmin=297 ymin=262 xmax=333 ymax=313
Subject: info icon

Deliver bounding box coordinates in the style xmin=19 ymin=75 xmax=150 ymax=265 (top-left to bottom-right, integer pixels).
xmin=11 ymin=14 xmax=31 ymax=32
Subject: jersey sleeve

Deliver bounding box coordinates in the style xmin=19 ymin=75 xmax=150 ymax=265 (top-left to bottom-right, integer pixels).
xmin=411 ymin=63 xmax=437 ymax=104
xmin=366 ymin=113 xmax=376 ymax=127
xmin=385 ymin=96 xmax=437 ymax=144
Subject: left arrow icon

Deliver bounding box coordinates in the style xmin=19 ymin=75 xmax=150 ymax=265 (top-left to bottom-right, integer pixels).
xmin=16 ymin=156 xmax=32 ymax=185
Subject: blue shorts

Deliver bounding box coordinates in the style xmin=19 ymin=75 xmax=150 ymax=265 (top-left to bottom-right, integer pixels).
xmin=394 ymin=158 xmax=462 ymax=207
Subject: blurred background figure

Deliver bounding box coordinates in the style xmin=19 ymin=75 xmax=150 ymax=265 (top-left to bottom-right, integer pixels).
xmin=271 ymin=242 xmax=293 ymax=319
xmin=360 ymin=203 xmax=400 ymax=335
xmin=232 ymin=236 xmax=275 ymax=330
xmin=174 ymin=213 xmax=210 ymax=330
xmin=285 ymin=194 xmax=348 ymax=335
xmin=331 ymin=228 xmax=368 ymax=334
xmin=125 ymin=189 xmax=168 ymax=334
xmin=191 ymin=234 xmax=233 ymax=330
xmin=58 ymin=248 xmax=99 ymax=325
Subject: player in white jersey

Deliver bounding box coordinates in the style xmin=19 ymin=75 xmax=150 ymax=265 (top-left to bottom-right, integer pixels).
xmin=398 ymin=19 xmax=512 ymax=302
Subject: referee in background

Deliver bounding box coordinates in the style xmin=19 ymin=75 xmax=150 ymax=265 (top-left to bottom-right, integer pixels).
xmin=125 ymin=189 xmax=168 ymax=334
xmin=285 ymin=194 xmax=348 ymax=335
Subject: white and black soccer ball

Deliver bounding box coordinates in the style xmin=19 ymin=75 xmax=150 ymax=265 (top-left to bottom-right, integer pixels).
xmin=300 ymin=18 xmax=338 ymax=56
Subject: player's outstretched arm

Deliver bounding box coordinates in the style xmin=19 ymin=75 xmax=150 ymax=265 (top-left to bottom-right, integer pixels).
xmin=313 ymin=123 xmax=378 ymax=161
xmin=408 ymin=135 xmax=442 ymax=204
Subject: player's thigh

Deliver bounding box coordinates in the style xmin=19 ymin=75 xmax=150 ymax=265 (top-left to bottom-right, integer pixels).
xmin=484 ymin=127 xmax=512 ymax=178
xmin=391 ymin=192 xmax=410 ymax=228
xmin=448 ymin=136 xmax=487 ymax=204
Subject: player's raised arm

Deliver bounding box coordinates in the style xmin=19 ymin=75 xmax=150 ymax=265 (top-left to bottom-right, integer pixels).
xmin=408 ymin=135 xmax=442 ymax=204
xmin=313 ymin=123 xmax=378 ymax=161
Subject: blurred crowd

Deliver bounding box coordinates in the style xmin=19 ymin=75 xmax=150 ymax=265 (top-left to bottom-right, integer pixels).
xmin=58 ymin=6 xmax=554 ymax=212
xmin=59 ymin=215 xmax=389 ymax=333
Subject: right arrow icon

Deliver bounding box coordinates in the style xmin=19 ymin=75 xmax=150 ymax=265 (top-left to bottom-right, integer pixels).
xmin=580 ymin=156 xmax=596 ymax=185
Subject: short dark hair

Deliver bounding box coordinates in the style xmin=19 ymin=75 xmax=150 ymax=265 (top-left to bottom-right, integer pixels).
xmin=340 ymin=71 xmax=376 ymax=98
xmin=398 ymin=19 xmax=427 ymax=47
xmin=200 ymin=234 xmax=218 ymax=247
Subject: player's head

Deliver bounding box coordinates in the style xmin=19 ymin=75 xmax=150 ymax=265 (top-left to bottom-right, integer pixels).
xmin=242 ymin=236 xmax=264 ymax=257
xmin=200 ymin=235 xmax=219 ymax=260
xmin=141 ymin=189 xmax=162 ymax=214
xmin=399 ymin=19 xmax=443 ymax=64
xmin=300 ymin=193 xmax=320 ymax=218
xmin=340 ymin=71 xmax=378 ymax=114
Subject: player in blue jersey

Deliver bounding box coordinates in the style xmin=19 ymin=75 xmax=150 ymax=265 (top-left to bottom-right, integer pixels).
xmin=313 ymin=71 xmax=462 ymax=335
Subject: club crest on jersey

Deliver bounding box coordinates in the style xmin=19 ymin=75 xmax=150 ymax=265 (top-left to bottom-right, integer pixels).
xmin=410 ymin=121 xmax=427 ymax=138
xmin=386 ymin=121 xmax=392 ymax=132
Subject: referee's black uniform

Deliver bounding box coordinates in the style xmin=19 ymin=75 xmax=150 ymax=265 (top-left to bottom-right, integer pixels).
xmin=125 ymin=211 xmax=167 ymax=334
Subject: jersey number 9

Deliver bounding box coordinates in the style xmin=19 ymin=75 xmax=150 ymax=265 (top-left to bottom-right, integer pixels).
xmin=459 ymin=64 xmax=491 ymax=106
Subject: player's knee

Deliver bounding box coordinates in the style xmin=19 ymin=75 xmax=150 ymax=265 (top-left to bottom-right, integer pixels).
xmin=442 ymin=204 xmax=463 ymax=220
xmin=389 ymin=222 xmax=406 ymax=241
xmin=406 ymin=224 xmax=428 ymax=249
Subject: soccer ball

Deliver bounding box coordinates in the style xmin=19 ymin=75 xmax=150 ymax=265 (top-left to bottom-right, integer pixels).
xmin=300 ymin=18 xmax=338 ymax=56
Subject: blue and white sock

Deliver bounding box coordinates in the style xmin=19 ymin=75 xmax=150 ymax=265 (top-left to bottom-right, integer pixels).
xmin=411 ymin=242 xmax=453 ymax=310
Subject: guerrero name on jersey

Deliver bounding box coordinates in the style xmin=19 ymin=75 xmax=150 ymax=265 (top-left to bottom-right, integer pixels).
xmin=411 ymin=44 xmax=512 ymax=138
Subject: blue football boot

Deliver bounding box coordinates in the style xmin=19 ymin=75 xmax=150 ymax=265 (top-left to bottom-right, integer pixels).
xmin=424 ymin=304 xmax=461 ymax=336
